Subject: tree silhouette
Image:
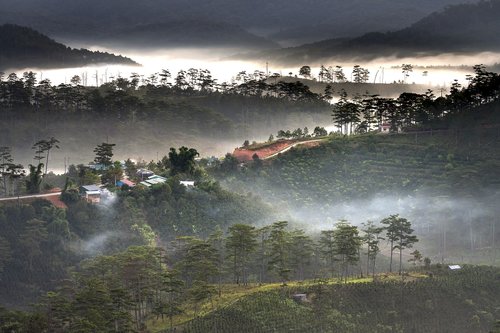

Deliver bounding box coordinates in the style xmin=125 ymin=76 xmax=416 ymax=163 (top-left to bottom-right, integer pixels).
xmin=168 ymin=146 xmax=199 ymax=175
xmin=299 ymin=66 xmax=312 ymax=79
xmin=93 ymin=142 xmax=116 ymax=167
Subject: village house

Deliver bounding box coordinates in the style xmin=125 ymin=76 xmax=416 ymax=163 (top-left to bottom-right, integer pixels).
xmin=379 ymin=123 xmax=401 ymax=133
xmin=180 ymin=180 xmax=195 ymax=187
xmin=116 ymin=179 xmax=136 ymax=188
xmin=139 ymin=175 xmax=168 ymax=187
xmin=136 ymin=169 xmax=155 ymax=180
xmin=79 ymin=185 xmax=101 ymax=203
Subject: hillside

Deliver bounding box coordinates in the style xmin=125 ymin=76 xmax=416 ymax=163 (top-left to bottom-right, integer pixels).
xmin=239 ymin=0 xmax=500 ymax=64
xmin=0 ymin=24 xmax=138 ymax=71
xmin=214 ymin=91 xmax=500 ymax=262
xmin=181 ymin=266 xmax=500 ymax=333
xmin=0 ymin=177 xmax=276 ymax=307
xmin=218 ymin=115 xmax=500 ymax=209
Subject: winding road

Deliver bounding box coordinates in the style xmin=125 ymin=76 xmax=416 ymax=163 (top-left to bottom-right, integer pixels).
xmin=0 ymin=192 xmax=62 ymax=202
xmin=262 ymin=139 xmax=325 ymax=160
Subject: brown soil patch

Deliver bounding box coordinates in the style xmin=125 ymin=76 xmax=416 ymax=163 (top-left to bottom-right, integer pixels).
xmin=233 ymin=140 xmax=298 ymax=162
xmin=43 ymin=194 xmax=67 ymax=209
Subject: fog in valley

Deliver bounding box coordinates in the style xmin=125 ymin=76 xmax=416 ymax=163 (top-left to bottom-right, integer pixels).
xmin=5 ymin=46 xmax=499 ymax=172
xmin=1 ymin=0 xmax=500 ymax=331
xmin=268 ymin=190 xmax=500 ymax=265
xmin=11 ymin=46 xmax=497 ymax=88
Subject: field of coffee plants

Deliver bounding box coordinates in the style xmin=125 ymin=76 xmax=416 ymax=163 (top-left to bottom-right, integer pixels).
xmin=180 ymin=266 xmax=500 ymax=333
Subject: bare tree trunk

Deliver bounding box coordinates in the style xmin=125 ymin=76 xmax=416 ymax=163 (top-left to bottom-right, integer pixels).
xmin=389 ymin=240 xmax=394 ymax=272
xmin=45 ymin=149 xmax=50 ymax=175
xmin=372 ymin=256 xmax=377 ymax=278
xmin=399 ymin=247 xmax=403 ymax=275
xmin=366 ymin=250 xmax=370 ymax=279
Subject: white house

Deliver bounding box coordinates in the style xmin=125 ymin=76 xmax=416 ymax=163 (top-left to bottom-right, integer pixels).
xmin=180 ymin=180 xmax=195 ymax=187
xmin=139 ymin=175 xmax=168 ymax=187
xmin=80 ymin=185 xmax=101 ymax=203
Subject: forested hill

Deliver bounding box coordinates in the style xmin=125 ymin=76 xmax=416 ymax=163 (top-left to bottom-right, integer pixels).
xmin=216 ymin=66 xmax=500 ymax=208
xmin=103 ymin=20 xmax=279 ymax=49
xmin=0 ymin=24 xmax=138 ymax=71
xmin=241 ymin=0 xmax=500 ymax=64
xmin=212 ymin=67 xmax=500 ymax=265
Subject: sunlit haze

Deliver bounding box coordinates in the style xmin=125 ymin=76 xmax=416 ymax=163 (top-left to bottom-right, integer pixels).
xmin=11 ymin=46 xmax=500 ymax=88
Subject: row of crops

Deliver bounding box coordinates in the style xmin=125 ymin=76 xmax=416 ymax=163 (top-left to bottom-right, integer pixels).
xmin=180 ymin=266 xmax=500 ymax=333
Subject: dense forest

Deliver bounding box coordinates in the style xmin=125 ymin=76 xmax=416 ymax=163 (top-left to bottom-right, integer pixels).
xmin=0 ymin=166 xmax=275 ymax=307
xmin=0 ymin=179 xmax=439 ymax=332
xmin=0 ymin=24 xmax=138 ymax=71
xmin=0 ymin=67 xmax=330 ymax=164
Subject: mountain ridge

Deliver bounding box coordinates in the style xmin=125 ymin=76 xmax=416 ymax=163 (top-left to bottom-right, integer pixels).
xmin=234 ymin=0 xmax=500 ymax=64
xmin=0 ymin=0 xmax=475 ymax=44
xmin=0 ymin=24 xmax=139 ymax=71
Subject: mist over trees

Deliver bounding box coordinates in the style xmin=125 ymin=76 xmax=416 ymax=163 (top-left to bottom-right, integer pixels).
xmin=1 ymin=0 xmax=500 ymax=327
xmin=327 ymin=65 xmax=500 ymax=135
xmin=0 ymin=185 xmax=424 ymax=331
xmin=0 ymin=67 xmax=330 ymax=166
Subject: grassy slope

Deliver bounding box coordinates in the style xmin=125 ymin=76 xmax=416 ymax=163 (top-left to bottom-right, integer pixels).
xmin=220 ymin=122 xmax=500 ymax=205
xmin=148 ymin=276 xmax=373 ymax=332
xmin=152 ymin=266 xmax=500 ymax=333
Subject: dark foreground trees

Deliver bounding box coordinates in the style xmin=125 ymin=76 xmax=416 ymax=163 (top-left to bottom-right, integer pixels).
xmin=0 ymin=208 xmax=425 ymax=332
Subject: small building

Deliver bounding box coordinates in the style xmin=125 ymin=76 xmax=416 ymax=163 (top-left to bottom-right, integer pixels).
xmin=379 ymin=123 xmax=392 ymax=133
xmin=88 ymin=163 xmax=108 ymax=171
xmin=180 ymin=180 xmax=195 ymax=187
xmin=448 ymin=265 xmax=462 ymax=270
xmin=137 ymin=169 xmax=155 ymax=180
xmin=80 ymin=185 xmax=101 ymax=203
xmin=116 ymin=179 xmax=136 ymax=188
xmin=379 ymin=123 xmax=402 ymax=133
xmin=292 ymin=294 xmax=308 ymax=303
xmin=139 ymin=175 xmax=168 ymax=187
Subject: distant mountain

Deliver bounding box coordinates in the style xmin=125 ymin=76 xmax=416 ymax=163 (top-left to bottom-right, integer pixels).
xmin=0 ymin=0 xmax=475 ymax=45
xmin=0 ymin=24 xmax=139 ymax=71
xmin=238 ymin=0 xmax=500 ymax=64
xmin=267 ymin=0 xmax=477 ymax=45
xmin=102 ymin=20 xmax=279 ymax=49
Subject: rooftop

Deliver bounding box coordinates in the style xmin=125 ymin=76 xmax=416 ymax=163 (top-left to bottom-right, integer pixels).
xmin=81 ymin=185 xmax=100 ymax=192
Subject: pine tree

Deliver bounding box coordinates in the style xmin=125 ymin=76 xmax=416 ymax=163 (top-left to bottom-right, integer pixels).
xmin=381 ymin=214 xmax=418 ymax=274
xmin=361 ymin=220 xmax=385 ymax=277
xmin=333 ymin=220 xmax=361 ymax=282
xmin=94 ymin=142 xmax=116 ymax=167
xmin=226 ymin=224 xmax=257 ymax=285
xmin=268 ymin=221 xmax=291 ymax=285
